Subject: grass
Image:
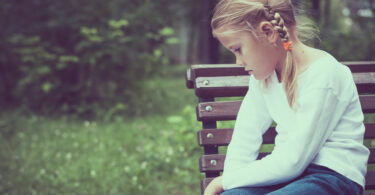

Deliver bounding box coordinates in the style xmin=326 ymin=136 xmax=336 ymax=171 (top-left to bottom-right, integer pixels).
xmin=0 ymin=105 xmax=204 ymax=195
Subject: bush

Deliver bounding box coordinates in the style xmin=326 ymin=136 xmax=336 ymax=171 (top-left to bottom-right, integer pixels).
xmin=0 ymin=0 xmax=181 ymax=119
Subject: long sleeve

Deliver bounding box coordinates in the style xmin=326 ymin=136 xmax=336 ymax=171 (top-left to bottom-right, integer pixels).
xmin=222 ymin=75 xmax=273 ymax=185
xmin=222 ymin=85 xmax=348 ymax=190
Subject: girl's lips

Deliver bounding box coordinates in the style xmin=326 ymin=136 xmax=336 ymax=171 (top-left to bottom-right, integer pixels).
xmin=248 ymin=70 xmax=253 ymax=74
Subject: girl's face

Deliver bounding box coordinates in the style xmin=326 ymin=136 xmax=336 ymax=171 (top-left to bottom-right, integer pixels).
xmin=215 ymin=25 xmax=281 ymax=81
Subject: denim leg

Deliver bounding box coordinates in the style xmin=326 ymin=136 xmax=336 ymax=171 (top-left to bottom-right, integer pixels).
xmin=266 ymin=164 xmax=363 ymax=195
xmin=220 ymin=164 xmax=362 ymax=195
xmin=220 ymin=186 xmax=276 ymax=195
xmin=220 ymin=182 xmax=288 ymax=195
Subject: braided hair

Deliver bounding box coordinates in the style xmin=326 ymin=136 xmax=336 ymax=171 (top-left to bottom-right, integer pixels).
xmin=264 ymin=4 xmax=297 ymax=109
xmin=264 ymin=5 xmax=290 ymax=44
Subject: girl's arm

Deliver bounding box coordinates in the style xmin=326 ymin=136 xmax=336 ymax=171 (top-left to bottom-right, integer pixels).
xmin=222 ymin=75 xmax=273 ymax=186
xmin=222 ymin=86 xmax=347 ymax=190
xmin=203 ymin=176 xmax=223 ymax=195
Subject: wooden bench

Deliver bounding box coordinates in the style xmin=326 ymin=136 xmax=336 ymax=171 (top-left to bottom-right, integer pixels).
xmin=185 ymin=61 xmax=375 ymax=195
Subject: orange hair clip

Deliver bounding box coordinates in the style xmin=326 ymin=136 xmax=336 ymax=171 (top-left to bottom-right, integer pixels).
xmin=283 ymin=41 xmax=292 ymax=51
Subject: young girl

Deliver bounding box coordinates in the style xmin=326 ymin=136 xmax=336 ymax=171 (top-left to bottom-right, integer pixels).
xmin=204 ymin=0 xmax=370 ymax=195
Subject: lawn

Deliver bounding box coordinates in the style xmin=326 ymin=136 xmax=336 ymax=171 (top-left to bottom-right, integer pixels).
xmin=0 ymin=108 xmax=204 ymax=195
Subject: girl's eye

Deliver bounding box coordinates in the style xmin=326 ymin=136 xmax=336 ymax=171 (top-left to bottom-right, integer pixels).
xmin=234 ymin=48 xmax=241 ymax=53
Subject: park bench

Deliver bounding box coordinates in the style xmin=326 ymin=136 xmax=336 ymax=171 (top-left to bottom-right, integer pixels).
xmin=185 ymin=61 xmax=375 ymax=195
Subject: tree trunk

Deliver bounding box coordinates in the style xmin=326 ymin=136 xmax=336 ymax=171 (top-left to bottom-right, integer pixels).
xmin=0 ymin=64 xmax=12 ymax=105
xmin=198 ymin=0 xmax=219 ymax=64
xmin=312 ymin=0 xmax=321 ymax=24
xmin=312 ymin=0 xmax=321 ymax=47
xmin=368 ymin=0 xmax=375 ymax=15
xmin=187 ymin=0 xmax=199 ymax=64
xmin=324 ymin=0 xmax=331 ymax=28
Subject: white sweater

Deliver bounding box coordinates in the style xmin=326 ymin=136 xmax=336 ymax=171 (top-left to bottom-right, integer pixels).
xmin=222 ymin=53 xmax=370 ymax=191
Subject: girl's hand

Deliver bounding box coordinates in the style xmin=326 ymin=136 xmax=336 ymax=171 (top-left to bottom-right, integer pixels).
xmin=203 ymin=176 xmax=224 ymax=195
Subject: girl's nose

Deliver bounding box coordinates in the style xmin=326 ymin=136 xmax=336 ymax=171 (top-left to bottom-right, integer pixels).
xmin=236 ymin=58 xmax=244 ymax=67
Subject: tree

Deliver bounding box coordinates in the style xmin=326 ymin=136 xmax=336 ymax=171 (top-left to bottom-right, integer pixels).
xmin=198 ymin=0 xmax=220 ymax=64
xmin=0 ymin=0 xmax=181 ymax=118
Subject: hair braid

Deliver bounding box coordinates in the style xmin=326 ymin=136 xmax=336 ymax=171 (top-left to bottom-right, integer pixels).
xmin=264 ymin=6 xmax=290 ymax=43
xmin=264 ymin=5 xmax=298 ymax=110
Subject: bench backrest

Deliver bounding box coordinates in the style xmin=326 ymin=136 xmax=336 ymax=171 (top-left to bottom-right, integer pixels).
xmin=185 ymin=61 xmax=375 ymax=195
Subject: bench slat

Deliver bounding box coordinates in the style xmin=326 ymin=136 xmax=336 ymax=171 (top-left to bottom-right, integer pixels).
xmin=199 ymin=148 xmax=375 ymax=173
xmin=195 ymin=76 xmax=249 ymax=97
xmin=194 ymin=73 xmax=375 ymax=98
xmin=188 ymin=62 xmax=375 ymax=87
xmin=198 ymin=127 xmax=277 ymax=146
xmin=196 ymin=100 xmax=241 ymax=122
xmin=366 ymin=171 xmax=375 ymax=190
xmin=197 ymin=95 xmax=375 ymax=122
xmin=197 ymin=123 xmax=375 ymax=146
xmin=343 ymin=61 xmax=375 ymax=73
xmin=199 ymin=153 xmax=272 ymax=173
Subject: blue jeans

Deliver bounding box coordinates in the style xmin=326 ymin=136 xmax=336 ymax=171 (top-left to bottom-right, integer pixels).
xmin=221 ymin=163 xmax=363 ymax=195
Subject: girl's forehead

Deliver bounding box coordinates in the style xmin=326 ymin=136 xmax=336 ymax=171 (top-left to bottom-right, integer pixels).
xmin=214 ymin=25 xmax=240 ymax=36
xmin=215 ymin=29 xmax=248 ymax=45
xmin=216 ymin=32 xmax=240 ymax=48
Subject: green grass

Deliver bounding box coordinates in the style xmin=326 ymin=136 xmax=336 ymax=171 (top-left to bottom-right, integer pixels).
xmin=0 ymin=106 xmax=203 ymax=194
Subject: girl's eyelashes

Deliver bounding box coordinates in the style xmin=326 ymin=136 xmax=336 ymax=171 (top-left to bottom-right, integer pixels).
xmin=234 ymin=47 xmax=241 ymax=53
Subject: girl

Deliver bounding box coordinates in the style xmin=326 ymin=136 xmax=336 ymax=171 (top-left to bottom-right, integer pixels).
xmin=204 ymin=0 xmax=370 ymax=195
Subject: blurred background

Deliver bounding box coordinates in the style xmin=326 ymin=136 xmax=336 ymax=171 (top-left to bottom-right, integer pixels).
xmin=0 ymin=0 xmax=374 ymax=194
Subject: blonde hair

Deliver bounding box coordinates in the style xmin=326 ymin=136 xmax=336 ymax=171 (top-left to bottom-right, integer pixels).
xmin=211 ymin=0 xmax=318 ymax=110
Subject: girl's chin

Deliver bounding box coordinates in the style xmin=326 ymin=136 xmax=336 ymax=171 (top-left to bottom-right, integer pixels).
xmin=253 ymin=71 xmax=274 ymax=80
xmin=252 ymin=73 xmax=270 ymax=81
xmin=252 ymin=73 xmax=262 ymax=80
xmin=253 ymin=76 xmax=261 ymax=81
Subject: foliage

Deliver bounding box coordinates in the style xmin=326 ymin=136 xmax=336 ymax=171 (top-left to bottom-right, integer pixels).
xmin=0 ymin=0 xmax=181 ymax=118
xmin=318 ymin=0 xmax=375 ymax=61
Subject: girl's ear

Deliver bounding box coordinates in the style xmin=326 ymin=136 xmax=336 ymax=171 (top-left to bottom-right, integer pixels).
xmin=258 ymin=21 xmax=278 ymax=44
